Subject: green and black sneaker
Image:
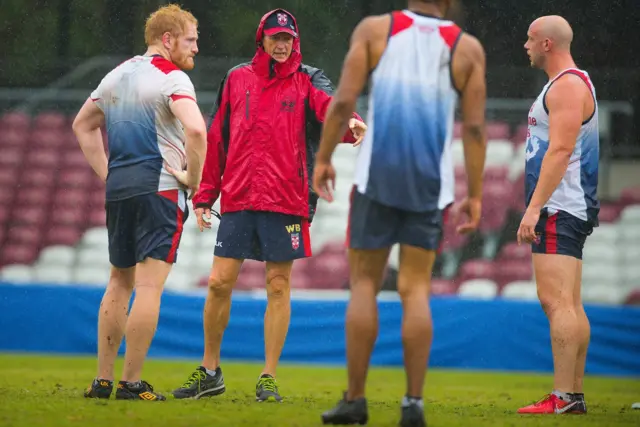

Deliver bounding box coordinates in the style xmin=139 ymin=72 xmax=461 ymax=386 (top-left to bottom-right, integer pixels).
xmin=172 ymin=366 xmax=226 ymax=399
xmin=115 ymin=380 xmax=166 ymax=401
xmin=84 ymin=378 xmax=113 ymax=399
xmin=256 ymin=374 xmax=282 ymax=402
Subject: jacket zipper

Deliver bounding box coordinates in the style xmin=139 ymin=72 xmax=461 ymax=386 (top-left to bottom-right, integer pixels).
xmin=245 ymin=90 xmax=250 ymax=120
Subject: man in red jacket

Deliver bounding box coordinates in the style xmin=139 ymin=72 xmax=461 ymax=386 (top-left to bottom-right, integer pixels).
xmin=172 ymin=9 xmax=366 ymax=402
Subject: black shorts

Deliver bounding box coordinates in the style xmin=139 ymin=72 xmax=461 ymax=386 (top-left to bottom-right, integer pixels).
xmin=348 ymin=187 xmax=446 ymax=251
xmin=106 ymin=190 xmax=188 ymax=268
xmin=214 ymin=210 xmax=311 ymax=262
xmin=532 ymin=209 xmax=593 ymax=260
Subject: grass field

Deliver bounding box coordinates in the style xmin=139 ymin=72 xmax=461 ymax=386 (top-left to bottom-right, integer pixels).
xmin=0 ymin=354 xmax=638 ymax=426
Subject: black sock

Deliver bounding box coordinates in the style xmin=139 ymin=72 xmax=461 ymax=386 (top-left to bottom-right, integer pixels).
xmin=571 ymin=393 xmax=585 ymax=401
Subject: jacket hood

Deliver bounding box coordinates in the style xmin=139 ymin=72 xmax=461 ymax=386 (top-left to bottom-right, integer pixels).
xmin=252 ymin=8 xmax=302 ymax=78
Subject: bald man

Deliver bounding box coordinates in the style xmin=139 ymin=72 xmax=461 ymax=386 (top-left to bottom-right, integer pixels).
xmin=517 ymin=15 xmax=599 ymax=415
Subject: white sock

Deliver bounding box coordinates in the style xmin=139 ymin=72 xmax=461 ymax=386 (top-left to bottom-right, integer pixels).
xmin=402 ymin=396 xmax=424 ymax=408
xmin=552 ymin=390 xmax=572 ymax=401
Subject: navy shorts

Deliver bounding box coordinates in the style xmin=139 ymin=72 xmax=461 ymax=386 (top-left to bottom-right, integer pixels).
xmin=106 ymin=190 xmax=188 ymax=268
xmin=348 ymin=187 xmax=445 ymax=251
xmin=214 ymin=211 xmax=311 ymax=262
xmin=532 ymin=209 xmax=594 ymax=260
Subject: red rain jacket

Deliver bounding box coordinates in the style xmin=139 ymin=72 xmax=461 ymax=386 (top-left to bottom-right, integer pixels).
xmin=192 ymin=8 xmax=362 ymax=221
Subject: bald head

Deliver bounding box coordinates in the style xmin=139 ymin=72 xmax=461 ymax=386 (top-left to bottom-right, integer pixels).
xmin=530 ymin=15 xmax=573 ymax=51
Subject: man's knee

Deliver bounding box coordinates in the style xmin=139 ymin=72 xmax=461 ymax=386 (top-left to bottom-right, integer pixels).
xmin=537 ymin=286 xmax=574 ymax=316
xmin=208 ymin=273 xmax=235 ymax=298
xmin=266 ymin=273 xmax=290 ymax=299
xmin=397 ymin=280 xmax=429 ymax=300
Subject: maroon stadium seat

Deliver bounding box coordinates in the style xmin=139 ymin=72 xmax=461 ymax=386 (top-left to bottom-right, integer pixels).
xmin=308 ymin=252 xmax=349 ymax=289
xmin=0 ymin=167 xmax=19 ymax=188
xmin=16 ymin=188 xmax=52 ymax=206
xmin=34 ymin=112 xmax=67 ymax=130
xmin=54 ymin=188 xmax=87 ymax=207
xmin=497 ymin=242 xmax=532 ymax=262
xmin=25 ymin=149 xmax=60 ymax=168
xmin=512 ymin=123 xmax=528 ymax=145
xmin=45 ymin=226 xmax=82 ymax=247
xmin=290 ymin=267 xmax=312 ymax=289
xmin=57 ymin=169 xmax=93 ymax=189
xmin=0 ymin=147 xmax=23 ymax=168
xmin=242 ymin=259 xmax=266 ymax=275
xmin=20 ymin=168 xmax=56 ymax=188
xmin=11 ymin=206 xmax=48 ymax=226
xmin=90 ymin=177 xmax=106 ymax=192
xmin=0 ymin=187 xmax=14 ymax=205
xmin=620 ymin=187 xmax=640 ymax=206
xmin=0 ymin=243 xmax=38 ymax=266
xmin=486 ymin=121 xmax=511 ymax=140
xmin=479 ymin=182 xmax=512 ymax=233
xmin=431 ymin=278 xmax=458 ymax=295
xmin=236 ymin=270 xmax=264 ymax=290
xmin=597 ymin=203 xmax=623 ymax=223
xmin=454 ymin=180 xmax=466 ymax=199
xmin=456 ymin=259 xmax=496 ymax=284
xmin=51 ymin=206 xmax=84 ymax=226
xmin=0 ymin=205 xmax=10 ymax=224
xmin=484 ymin=166 xmax=509 ymax=183
xmin=510 ymin=172 xmax=526 ymax=213
xmin=29 ymin=128 xmax=66 ymax=149
xmin=88 ymin=191 xmax=106 ymax=209
xmin=6 ymin=225 xmax=42 ymax=246
xmin=10 ymin=205 xmax=49 ymax=228
xmin=88 ymin=209 xmax=107 ymax=227
xmin=62 ymin=150 xmax=88 ymax=168
xmin=625 ymin=289 xmax=640 ymax=306
xmin=0 ymin=112 xmax=31 ymax=131
xmin=318 ymin=241 xmax=347 ymax=256
xmin=0 ymin=129 xmax=28 ymax=148
xmin=289 ymin=258 xmax=313 ymax=289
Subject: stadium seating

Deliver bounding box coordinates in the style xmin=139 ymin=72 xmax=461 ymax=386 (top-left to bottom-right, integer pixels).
xmin=0 ymin=112 xmax=638 ymax=305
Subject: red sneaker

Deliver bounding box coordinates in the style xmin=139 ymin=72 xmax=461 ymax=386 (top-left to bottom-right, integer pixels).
xmin=517 ymin=393 xmax=578 ymax=414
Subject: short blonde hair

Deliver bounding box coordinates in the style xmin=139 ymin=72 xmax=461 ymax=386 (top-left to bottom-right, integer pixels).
xmin=144 ymin=4 xmax=198 ymax=46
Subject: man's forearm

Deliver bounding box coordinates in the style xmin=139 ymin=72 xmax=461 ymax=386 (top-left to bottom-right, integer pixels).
xmin=528 ymin=149 xmax=571 ymax=210
xmin=185 ymin=133 xmax=207 ymax=187
xmin=462 ymin=124 xmax=486 ymax=199
xmin=78 ymin=129 xmax=108 ymax=182
xmin=317 ymin=100 xmax=353 ymax=162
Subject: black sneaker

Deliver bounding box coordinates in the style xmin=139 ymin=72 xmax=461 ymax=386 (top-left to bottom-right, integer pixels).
xmin=400 ymin=397 xmax=426 ymax=427
xmin=321 ymin=393 xmax=368 ymax=425
xmin=255 ymin=374 xmax=282 ymax=402
xmin=115 ymin=380 xmax=166 ymax=401
xmin=172 ymin=366 xmax=226 ymax=399
xmin=84 ymin=378 xmax=113 ymax=399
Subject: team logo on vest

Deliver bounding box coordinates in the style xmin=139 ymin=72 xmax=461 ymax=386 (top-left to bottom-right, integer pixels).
xmin=277 ymin=13 xmax=288 ymax=26
xmin=525 ymin=135 xmax=541 ymax=162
